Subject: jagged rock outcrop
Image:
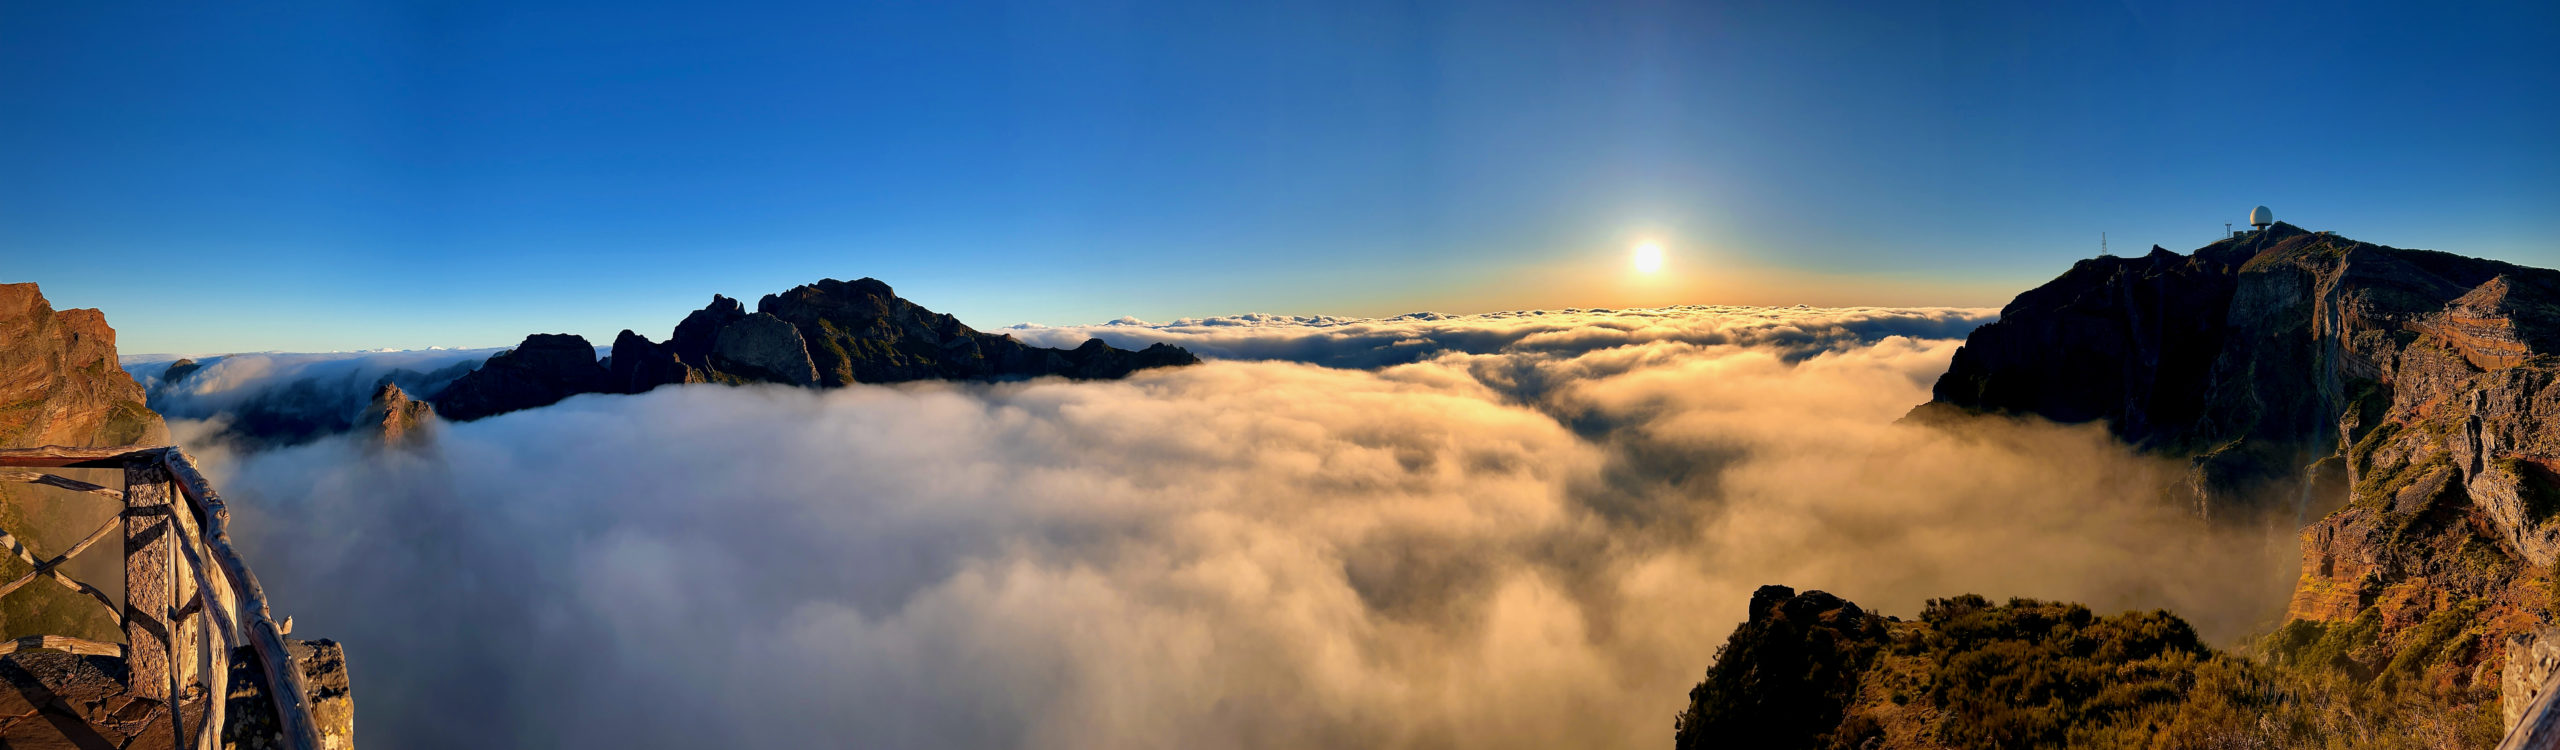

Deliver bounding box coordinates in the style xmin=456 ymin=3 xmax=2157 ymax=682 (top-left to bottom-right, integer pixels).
xmin=710 ymin=312 xmax=820 ymax=387
xmin=752 ymin=278 xmax=1201 ymax=385
xmin=357 ymin=381 xmax=436 ymax=448
xmin=1674 ymin=585 xmax=1887 ymax=749
xmin=1916 ymin=224 xmax=2560 ymax=713
xmin=604 ymin=329 xmax=698 ymax=394
xmin=0 ymin=283 xmax=168 ymax=448
xmin=429 ymin=333 xmax=609 ymax=421
xmin=2507 ymin=628 xmax=2560 ymax=733
xmin=224 ymin=639 xmax=353 ymax=750
xmin=443 ymin=278 xmax=1203 ymax=421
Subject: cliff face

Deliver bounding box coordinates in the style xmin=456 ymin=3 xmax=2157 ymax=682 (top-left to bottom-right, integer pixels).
xmin=439 ymin=277 xmax=1202 ymax=423
xmin=0 ymin=283 xmax=167 ymax=449
xmin=430 ymin=333 xmax=610 ymax=421
xmin=1917 ymin=224 xmax=2560 ymax=708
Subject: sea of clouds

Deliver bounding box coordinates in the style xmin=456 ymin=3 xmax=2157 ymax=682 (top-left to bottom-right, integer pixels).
xmin=128 ymin=349 xmax=502 ymax=429
xmin=167 ymin=305 xmax=2301 ymax=749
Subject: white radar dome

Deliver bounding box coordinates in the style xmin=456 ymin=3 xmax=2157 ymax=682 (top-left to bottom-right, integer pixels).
xmin=2250 ymin=206 xmax=2274 ymax=227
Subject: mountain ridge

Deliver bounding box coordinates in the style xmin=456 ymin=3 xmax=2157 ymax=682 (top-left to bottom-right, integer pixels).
xmin=430 ymin=276 xmax=1201 ymax=422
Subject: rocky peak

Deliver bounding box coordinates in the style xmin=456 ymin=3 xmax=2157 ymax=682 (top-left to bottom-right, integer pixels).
xmin=669 ymin=294 xmax=748 ymax=363
xmin=605 ymin=329 xmax=699 ymax=394
xmin=434 ymin=278 xmax=1200 ymax=422
xmin=429 ymin=333 xmax=609 ymax=422
xmin=1675 ymin=585 xmax=1887 ymax=750
xmin=357 ymin=380 xmax=437 ymax=448
xmin=0 ymin=283 xmax=168 ymax=448
xmin=160 ymin=358 xmax=203 ymax=387
xmin=1915 ymin=225 xmax=2560 ymax=709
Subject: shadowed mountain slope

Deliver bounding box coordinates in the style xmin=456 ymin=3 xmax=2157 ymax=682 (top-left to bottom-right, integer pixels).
xmin=433 ymin=277 xmax=1199 ymax=422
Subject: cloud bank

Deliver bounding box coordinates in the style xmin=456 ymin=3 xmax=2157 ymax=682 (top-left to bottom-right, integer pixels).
xmin=131 ymin=349 xmax=501 ymax=444
xmin=1002 ymin=305 xmax=1997 ymax=368
xmin=182 ymin=306 xmax=2294 ymax=749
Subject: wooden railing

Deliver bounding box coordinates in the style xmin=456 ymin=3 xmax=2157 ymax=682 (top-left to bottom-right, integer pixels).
xmin=0 ymin=446 xmax=320 ymax=750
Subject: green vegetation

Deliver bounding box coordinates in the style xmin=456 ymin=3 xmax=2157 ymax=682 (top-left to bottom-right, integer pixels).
xmin=1682 ymin=593 xmax=2507 ymax=749
xmin=1907 ymin=595 xmax=2216 ymax=748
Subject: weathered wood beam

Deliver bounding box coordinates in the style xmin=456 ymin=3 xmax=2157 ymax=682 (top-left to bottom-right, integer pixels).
xmin=0 ymin=527 xmax=37 ymax=568
xmin=0 ymin=518 xmax=125 ymax=598
xmin=0 ymin=470 xmax=125 ymax=500
xmin=0 ymin=635 xmax=124 ymax=658
xmin=0 ymin=446 xmax=159 ymax=468
xmin=170 ymin=497 xmax=234 ymax=750
xmin=161 ymin=449 xmax=321 ymax=750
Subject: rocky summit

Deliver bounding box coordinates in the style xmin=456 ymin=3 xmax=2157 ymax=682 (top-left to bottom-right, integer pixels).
xmin=430 ymin=333 xmax=611 ymax=421
xmin=0 ymin=283 xmax=167 ymax=449
xmin=434 ymin=277 xmax=1202 ymax=423
xmin=358 ymin=381 xmax=437 ymax=448
xmin=1906 ymin=223 xmax=2560 ymax=741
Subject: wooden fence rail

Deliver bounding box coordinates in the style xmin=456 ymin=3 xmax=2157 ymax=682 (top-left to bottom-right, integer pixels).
xmin=0 ymin=445 xmax=321 ymax=750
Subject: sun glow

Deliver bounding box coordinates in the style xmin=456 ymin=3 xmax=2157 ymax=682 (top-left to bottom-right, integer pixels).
xmin=1633 ymin=241 xmax=1665 ymax=274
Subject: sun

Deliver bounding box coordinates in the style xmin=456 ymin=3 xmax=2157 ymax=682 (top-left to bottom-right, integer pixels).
xmin=1633 ymin=241 xmax=1665 ymax=274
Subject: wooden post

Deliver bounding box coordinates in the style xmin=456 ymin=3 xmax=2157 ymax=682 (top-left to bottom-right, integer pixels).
xmin=163 ymin=450 xmax=322 ymax=750
xmin=172 ymin=512 xmax=200 ymax=701
xmin=124 ymin=459 xmax=174 ymax=702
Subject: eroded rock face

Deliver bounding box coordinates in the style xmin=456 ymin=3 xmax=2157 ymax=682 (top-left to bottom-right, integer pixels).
xmin=0 ymin=283 xmax=168 ymax=448
xmin=224 ymin=639 xmax=352 ymax=750
xmin=709 ymin=312 xmax=819 ymax=387
xmin=428 ymin=333 xmax=609 ymax=422
xmin=1919 ymin=225 xmax=2560 ymax=705
xmin=2506 ymin=628 xmax=2560 ymax=733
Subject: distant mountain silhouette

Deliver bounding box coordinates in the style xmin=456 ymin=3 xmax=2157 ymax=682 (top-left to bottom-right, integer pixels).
xmin=432 ymin=277 xmax=1200 ymax=421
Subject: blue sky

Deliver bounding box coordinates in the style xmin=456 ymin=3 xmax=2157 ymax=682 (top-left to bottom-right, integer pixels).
xmin=4 ymin=0 xmax=2556 ymax=353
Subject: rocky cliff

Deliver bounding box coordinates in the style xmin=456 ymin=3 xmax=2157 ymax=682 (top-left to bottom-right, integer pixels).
xmin=436 ymin=277 xmax=1200 ymax=422
xmin=1912 ymin=224 xmax=2560 ymax=735
xmin=0 ymin=283 xmax=167 ymax=449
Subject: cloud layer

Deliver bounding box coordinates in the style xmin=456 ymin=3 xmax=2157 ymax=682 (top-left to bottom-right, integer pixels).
xmin=184 ymin=306 xmax=2295 ymax=749
xmin=1003 ymin=305 xmax=1997 ymax=368
xmin=131 ymin=349 xmax=500 ymax=445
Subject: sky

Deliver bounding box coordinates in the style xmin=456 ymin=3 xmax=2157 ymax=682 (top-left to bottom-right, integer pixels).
xmin=4 ymin=0 xmax=2556 ymax=354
